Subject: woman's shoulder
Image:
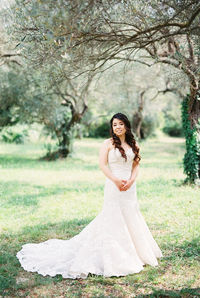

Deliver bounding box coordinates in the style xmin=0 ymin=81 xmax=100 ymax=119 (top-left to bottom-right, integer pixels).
xmin=103 ymin=138 xmax=112 ymax=144
xmin=135 ymin=140 xmax=140 ymax=149
xmin=101 ymin=138 xmax=113 ymax=150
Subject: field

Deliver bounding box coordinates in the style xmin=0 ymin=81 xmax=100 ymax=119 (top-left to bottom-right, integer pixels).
xmin=0 ymin=135 xmax=199 ymax=297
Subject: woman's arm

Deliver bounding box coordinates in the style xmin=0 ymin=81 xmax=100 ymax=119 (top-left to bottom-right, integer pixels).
xmin=130 ymin=160 xmax=139 ymax=183
xmin=121 ymin=161 xmax=139 ymax=191
xmin=130 ymin=141 xmax=140 ymax=183
xmin=121 ymin=141 xmax=140 ymax=191
xmin=99 ymin=139 xmax=124 ymax=191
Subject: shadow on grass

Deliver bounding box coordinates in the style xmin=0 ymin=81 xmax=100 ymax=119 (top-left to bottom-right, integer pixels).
xmin=0 ymin=153 xmax=72 ymax=169
xmin=136 ymin=287 xmax=200 ymax=297
xmin=0 ymin=180 xmax=103 ymax=209
xmin=0 ymin=217 xmax=93 ymax=296
xmin=0 ymin=182 xmax=61 ymax=209
xmin=0 ymin=155 xmax=40 ymax=169
xmin=143 ymin=138 xmax=185 ymax=153
xmin=0 ymin=216 xmax=199 ymax=296
xmin=0 ymin=154 xmax=99 ymax=171
xmin=138 ymin=177 xmax=192 ymax=193
xmin=162 ymin=237 xmax=200 ymax=261
xmin=0 ymin=182 xmax=43 ymax=207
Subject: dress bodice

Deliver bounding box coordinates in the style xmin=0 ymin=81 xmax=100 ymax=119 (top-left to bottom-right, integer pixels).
xmin=108 ymin=147 xmax=135 ymax=180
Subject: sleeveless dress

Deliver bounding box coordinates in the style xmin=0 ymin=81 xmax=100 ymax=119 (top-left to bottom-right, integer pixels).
xmin=16 ymin=147 xmax=163 ymax=279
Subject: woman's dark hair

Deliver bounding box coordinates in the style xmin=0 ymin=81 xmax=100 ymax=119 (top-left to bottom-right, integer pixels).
xmin=110 ymin=113 xmax=141 ymax=163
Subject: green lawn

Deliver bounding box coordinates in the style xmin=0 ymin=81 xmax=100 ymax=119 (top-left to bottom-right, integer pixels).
xmin=0 ymin=136 xmax=199 ymax=297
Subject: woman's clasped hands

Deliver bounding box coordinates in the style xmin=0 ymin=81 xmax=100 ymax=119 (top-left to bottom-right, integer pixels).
xmin=114 ymin=178 xmax=133 ymax=191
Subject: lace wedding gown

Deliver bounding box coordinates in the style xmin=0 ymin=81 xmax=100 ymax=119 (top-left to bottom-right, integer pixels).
xmin=16 ymin=147 xmax=163 ymax=279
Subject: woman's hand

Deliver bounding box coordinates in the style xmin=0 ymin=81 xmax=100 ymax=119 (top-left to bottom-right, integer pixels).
xmin=113 ymin=178 xmax=127 ymax=191
xmin=120 ymin=179 xmax=134 ymax=191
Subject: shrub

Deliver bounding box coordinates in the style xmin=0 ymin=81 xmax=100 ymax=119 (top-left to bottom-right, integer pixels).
xmin=87 ymin=121 xmax=110 ymax=138
xmin=163 ymin=119 xmax=183 ymax=137
xmin=162 ymin=103 xmax=184 ymax=137
xmin=162 ymin=118 xmax=184 ymax=137
xmin=0 ymin=126 xmax=28 ymax=144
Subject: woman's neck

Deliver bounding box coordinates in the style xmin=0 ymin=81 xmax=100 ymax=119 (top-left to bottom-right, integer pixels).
xmin=118 ymin=134 xmax=125 ymax=144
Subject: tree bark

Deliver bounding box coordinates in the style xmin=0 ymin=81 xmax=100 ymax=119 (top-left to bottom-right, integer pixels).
xmin=188 ymin=91 xmax=200 ymax=181
xmin=57 ymin=131 xmax=71 ymax=158
xmin=55 ymin=109 xmax=87 ymax=159
xmin=182 ymin=90 xmax=200 ymax=184
xmin=188 ymin=91 xmax=200 ymax=130
xmin=133 ymin=91 xmax=145 ymax=139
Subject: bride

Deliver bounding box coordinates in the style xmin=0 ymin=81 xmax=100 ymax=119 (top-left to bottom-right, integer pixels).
xmin=16 ymin=113 xmax=163 ymax=279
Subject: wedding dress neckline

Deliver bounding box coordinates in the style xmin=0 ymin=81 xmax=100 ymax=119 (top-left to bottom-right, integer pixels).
xmin=109 ymin=147 xmax=133 ymax=155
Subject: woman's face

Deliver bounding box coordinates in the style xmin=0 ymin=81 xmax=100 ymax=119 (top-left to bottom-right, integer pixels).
xmin=112 ymin=118 xmax=126 ymax=136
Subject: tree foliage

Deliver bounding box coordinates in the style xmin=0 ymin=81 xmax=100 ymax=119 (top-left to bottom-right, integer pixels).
xmin=9 ymin=0 xmax=199 ymax=130
xmin=0 ymin=68 xmax=26 ymax=128
xmin=4 ymin=0 xmax=200 ymax=181
xmin=1 ymin=1 xmax=95 ymax=158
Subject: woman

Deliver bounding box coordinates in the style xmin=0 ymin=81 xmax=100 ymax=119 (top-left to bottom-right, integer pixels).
xmin=16 ymin=113 xmax=163 ymax=279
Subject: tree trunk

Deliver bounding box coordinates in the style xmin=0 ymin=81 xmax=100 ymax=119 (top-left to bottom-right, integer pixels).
xmin=182 ymin=92 xmax=200 ymax=185
xmin=56 ymin=121 xmax=75 ymax=159
xmin=132 ymin=91 xmax=145 ymax=139
xmin=55 ymin=111 xmax=84 ymax=159
xmin=133 ymin=113 xmax=143 ymax=139
xmin=189 ymin=92 xmax=200 ymax=182
xmin=57 ymin=131 xmax=71 ymax=158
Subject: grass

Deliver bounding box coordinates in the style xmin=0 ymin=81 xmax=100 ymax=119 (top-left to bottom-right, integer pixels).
xmin=0 ymin=135 xmax=199 ymax=297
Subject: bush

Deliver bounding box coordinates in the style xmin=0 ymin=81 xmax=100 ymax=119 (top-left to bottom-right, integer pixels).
xmin=87 ymin=121 xmax=110 ymax=138
xmin=0 ymin=126 xmax=28 ymax=144
xmin=163 ymin=118 xmax=184 ymax=137
xmin=162 ymin=102 xmax=184 ymax=137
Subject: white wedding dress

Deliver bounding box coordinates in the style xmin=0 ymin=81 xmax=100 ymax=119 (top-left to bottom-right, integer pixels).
xmin=16 ymin=147 xmax=163 ymax=279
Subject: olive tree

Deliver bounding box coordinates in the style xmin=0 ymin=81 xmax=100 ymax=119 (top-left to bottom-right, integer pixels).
xmin=8 ymin=0 xmax=200 ymax=182
xmin=1 ymin=1 xmax=94 ymax=158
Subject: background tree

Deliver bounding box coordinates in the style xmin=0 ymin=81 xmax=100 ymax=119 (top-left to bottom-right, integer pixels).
xmin=0 ymin=62 xmax=93 ymax=158
xmin=0 ymin=2 xmax=94 ymax=158
xmin=0 ymin=67 xmax=26 ymax=128
xmin=89 ymin=61 xmax=185 ymax=139
xmin=52 ymin=0 xmax=200 ymax=183
xmin=6 ymin=0 xmax=200 ymax=182
xmin=0 ymin=1 xmax=20 ymax=67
